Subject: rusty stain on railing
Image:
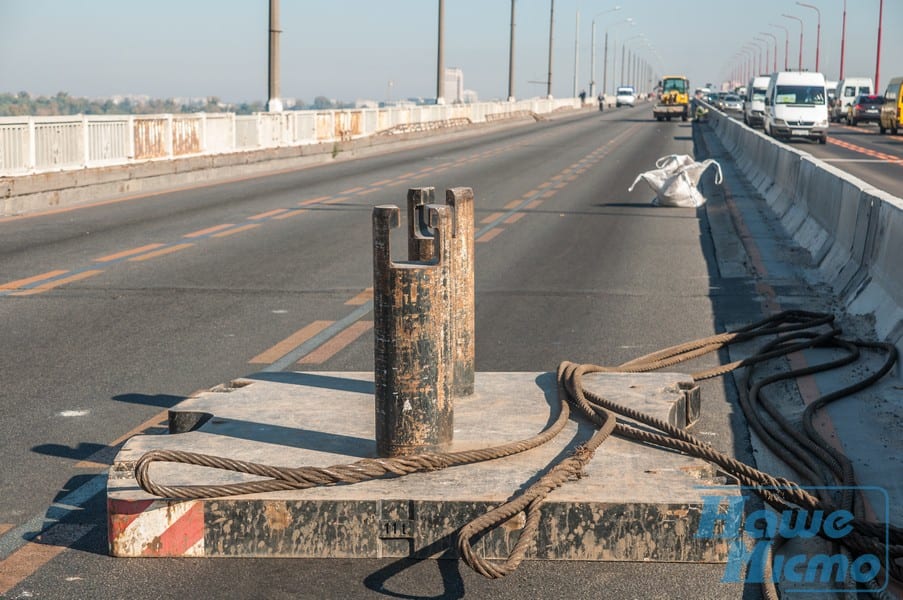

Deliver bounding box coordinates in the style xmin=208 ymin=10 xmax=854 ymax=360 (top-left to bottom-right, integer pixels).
xmin=172 ymin=117 xmax=201 ymax=156
xmin=133 ymin=118 xmax=169 ymax=160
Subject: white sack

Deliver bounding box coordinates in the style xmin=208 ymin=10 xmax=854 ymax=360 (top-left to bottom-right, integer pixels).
xmin=628 ymin=154 xmax=723 ymax=207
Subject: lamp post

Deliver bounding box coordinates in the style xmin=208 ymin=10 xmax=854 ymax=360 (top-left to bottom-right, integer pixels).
xmin=839 ymin=0 xmax=847 ymax=79
xmin=782 ymin=14 xmax=804 ymax=71
xmin=508 ymin=0 xmax=516 ymax=101
xmin=589 ymin=6 xmax=621 ymax=97
xmin=621 ymin=35 xmax=645 ymax=87
xmin=604 ymin=18 xmax=633 ymax=96
xmin=754 ymin=38 xmax=769 ymax=76
xmin=875 ymin=0 xmax=884 ymax=90
xmin=547 ymin=0 xmax=555 ymax=99
xmin=796 ymin=2 xmax=821 ymax=72
xmin=770 ymin=23 xmax=790 ymax=71
xmin=437 ymin=0 xmax=445 ymax=104
xmin=759 ymin=32 xmax=778 ymax=73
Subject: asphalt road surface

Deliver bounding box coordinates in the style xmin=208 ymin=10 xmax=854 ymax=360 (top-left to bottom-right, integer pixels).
xmin=0 ymin=103 xmax=883 ymax=599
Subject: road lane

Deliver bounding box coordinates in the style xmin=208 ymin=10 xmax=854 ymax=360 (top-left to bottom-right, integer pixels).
xmin=1 ymin=104 xmax=768 ymax=598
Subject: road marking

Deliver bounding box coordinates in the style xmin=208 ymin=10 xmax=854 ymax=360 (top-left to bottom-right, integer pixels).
xmin=11 ymin=270 xmax=104 ymax=296
xmin=94 ymin=243 xmax=166 ymax=262
xmin=211 ymin=224 xmax=260 ymax=237
xmin=298 ymin=320 xmax=373 ymax=364
xmin=345 ymin=288 xmax=372 ymax=306
xmin=299 ymin=195 xmax=330 ymax=206
xmin=248 ymin=208 xmax=289 ymax=220
xmin=504 ymin=213 xmax=527 ymax=224
xmin=476 ymin=227 xmax=504 ymax=243
xmin=0 ymin=270 xmax=69 ymax=291
xmin=262 ymin=302 xmax=374 ymax=372
xmin=505 ymin=200 xmax=522 ymax=209
xmin=273 ymin=208 xmax=307 ymax=220
xmin=480 ymin=212 xmax=506 ymax=224
xmin=541 ymin=190 xmax=557 ymax=198
xmin=75 ymin=409 xmax=170 ymax=468
xmin=128 ymin=243 xmax=194 ymax=261
xmin=183 ymin=223 xmax=235 ymax=238
xmin=0 ymin=524 xmax=95 ymax=595
xmin=827 ymin=138 xmax=903 ymax=164
xmin=340 ymin=186 xmax=365 ymax=195
xmin=0 ymin=525 xmax=12 ymax=536
xmin=249 ymin=320 xmax=334 ymax=364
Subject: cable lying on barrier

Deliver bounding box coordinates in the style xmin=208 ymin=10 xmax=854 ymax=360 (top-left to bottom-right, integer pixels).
xmin=133 ymin=310 xmax=900 ymax=596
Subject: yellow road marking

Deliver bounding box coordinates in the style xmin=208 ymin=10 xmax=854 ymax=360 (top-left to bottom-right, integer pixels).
xmin=94 ymin=244 xmax=166 ymax=262
xmin=0 ymin=270 xmax=69 ymax=291
xmin=345 ymin=288 xmax=373 ymax=306
xmin=249 ymin=320 xmax=334 ymax=364
xmin=298 ymin=320 xmax=373 ymax=365
xmin=505 ymin=213 xmax=527 ymax=224
xmin=183 ymin=224 xmax=235 ymax=238
xmin=476 ymin=228 xmax=504 ymax=243
xmin=128 ymin=243 xmax=194 ymax=261
xmin=11 ymin=270 xmax=104 ymax=296
xmin=211 ymin=224 xmax=260 ymax=238
xmin=481 ymin=212 xmax=506 ymax=224
xmin=248 ymin=208 xmax=289 ymax=220
xmin=299 ymin=195 xmax=330 ymax=206
xmin=273 ymin=209 xmax=307 ymax=220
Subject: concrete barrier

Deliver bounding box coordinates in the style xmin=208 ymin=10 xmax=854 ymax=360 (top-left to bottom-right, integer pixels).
xmin=708 ymin=109 xmax=903 ymax=373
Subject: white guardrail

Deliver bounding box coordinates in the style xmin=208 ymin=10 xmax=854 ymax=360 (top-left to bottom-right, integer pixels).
xmin=0 ymin=99 xmax=578 ymax=177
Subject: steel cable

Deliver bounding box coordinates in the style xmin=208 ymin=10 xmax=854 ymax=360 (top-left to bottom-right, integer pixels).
xmin=132 ymin=310 xmax=899 ymax=595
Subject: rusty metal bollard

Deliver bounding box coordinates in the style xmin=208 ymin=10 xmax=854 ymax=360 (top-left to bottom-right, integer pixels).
xmin=373 ymin=203 xmax=454 ymax=457
xmin=406 ymin=187 xmax=475 ymax=396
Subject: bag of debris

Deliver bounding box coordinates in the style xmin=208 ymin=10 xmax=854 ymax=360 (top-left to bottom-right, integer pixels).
xmin=627 ymin=155 xmax=722 ymax=207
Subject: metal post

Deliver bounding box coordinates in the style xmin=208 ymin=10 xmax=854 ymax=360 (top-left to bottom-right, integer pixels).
xmin=437 ymin=0 xmax=446 ymax=105
xmin=590 ymin=22 xmax=596 ymax=97
xmin=508 ymin=0 xmax=516 ymax=102
xmin=602 ymin=32 xmax=609 ymax=98
xmin=406 ymin=188 xmax=475 ymax=397
xmin=875 ymin=0 xmax=883 ymax=91
xmin=267 ymin=0 xmax=282 ymax=112
xmin=839 ymin=0 xmax=846 ymax=79
xmin=573 ymin=10 xmax=579 ymax=98
xmin=373 ymin=204 xmax=454 ymax=457
xmin=547 ymin=0 xmax=555 ymax=98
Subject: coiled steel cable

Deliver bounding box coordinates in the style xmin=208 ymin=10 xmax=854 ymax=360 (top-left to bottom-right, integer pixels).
xmin=133 ymin=310 xmax=900 ymax=595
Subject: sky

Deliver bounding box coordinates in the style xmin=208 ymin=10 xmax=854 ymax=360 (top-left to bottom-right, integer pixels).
xmin=1 ymin=0 xmax=900 ymax=104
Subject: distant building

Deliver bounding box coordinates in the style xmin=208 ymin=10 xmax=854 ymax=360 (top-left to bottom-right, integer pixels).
xmin=461 ymin=89 xmax=479 ymax=104
xmin=444 ymin=67 xmax=464 ymax=103
xmin=355 ymin=99 xmax=379 ymax=109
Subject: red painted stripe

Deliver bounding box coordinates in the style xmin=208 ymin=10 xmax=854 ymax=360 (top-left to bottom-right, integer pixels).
xmin=142 ymin=502 xmax=204 ymax=556
xmin=107 ymin=498 xmax=156 ymax=543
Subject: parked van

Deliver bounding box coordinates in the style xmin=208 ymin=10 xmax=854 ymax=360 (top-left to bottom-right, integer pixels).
xmin=743 ymin=76 xmax=771 ymax=128
xmin=763 ymin=71 xmax=829 ymax=144
xmin=879 ymin=76 xmax=903 ymax=135
xmin=832 ymin=77 xmax=873 ymax=122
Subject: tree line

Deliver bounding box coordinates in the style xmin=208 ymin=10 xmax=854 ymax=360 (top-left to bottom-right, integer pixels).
xmin=0 ymin=92 xmax=354 ymax=117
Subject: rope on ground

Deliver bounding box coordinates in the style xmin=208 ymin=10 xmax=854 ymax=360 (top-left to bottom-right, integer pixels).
xmin=133 ymin=309 xmax=900 ymax=596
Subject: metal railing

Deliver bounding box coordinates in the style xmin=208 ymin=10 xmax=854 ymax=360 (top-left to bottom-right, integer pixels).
xmin=0 ymin=98 xmax=578 ymax=177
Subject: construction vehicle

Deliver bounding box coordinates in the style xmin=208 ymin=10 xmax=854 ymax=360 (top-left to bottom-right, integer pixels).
xmin=653 ymin=76 xmax=691 ymax=122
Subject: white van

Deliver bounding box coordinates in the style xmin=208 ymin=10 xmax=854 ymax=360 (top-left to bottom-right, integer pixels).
xmin=831 ymin=77 xmax=873 ymax=122
xmin=743 ymin=76 xmax=771 ymax=128
xmin=763 ymin=71 xmax=829 ymax=144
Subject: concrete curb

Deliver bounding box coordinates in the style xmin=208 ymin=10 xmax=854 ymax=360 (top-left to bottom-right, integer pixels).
xmin=708 ymin=110 xmax=903 ymax=370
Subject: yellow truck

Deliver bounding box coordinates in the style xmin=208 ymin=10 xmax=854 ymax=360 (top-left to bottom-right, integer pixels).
xmin=654 ymin=76 xmax=691 ymax=122
xmin=879 ymin=76 xmax=903 ymax=135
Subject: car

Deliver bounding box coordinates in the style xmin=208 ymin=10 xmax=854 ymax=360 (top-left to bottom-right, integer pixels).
xmin=615 ymin=86 xmax=636 ymax=107
xmin=846 ymin=94 xmax=883 ymax=125
xmin=722 ymin=94 xmax=743 ymax=112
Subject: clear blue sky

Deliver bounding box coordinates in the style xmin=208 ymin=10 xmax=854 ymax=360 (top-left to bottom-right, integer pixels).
xmin=1 ymin=0 xmax=900 ymax=103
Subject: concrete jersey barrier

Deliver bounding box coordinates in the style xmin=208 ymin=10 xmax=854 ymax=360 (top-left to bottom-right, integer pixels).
xmin=707 ymin=105 xmax=903 ymax=372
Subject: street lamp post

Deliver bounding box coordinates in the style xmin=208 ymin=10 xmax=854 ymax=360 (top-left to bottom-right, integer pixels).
xmin=603 ymin=18 xmax=633 ymax=97
xmin=759 ymin=32 xmax=778 ymax=73
xmin=770 ymin=23 xmax=790 ymax=71
xmin=839 ymin=0 xmax=847 ymax=79
xmin=589 ymin=6 xmax=621 ymax=97
xmin=796 ymin=2 xmax=821 ymax=72
xmin=437 ymin=0 xmax=445 ymax=104
xmin=547 ymin=0 xmax=555 ymax=99
xmin=782 ymin=14 xmax=804 ymax=71
xmin=508 ymin=0 xmax=516 ymax=101
xmin=621 ymin=35 xmax=644 ymax=87
xmin=754 ymin=38 xmax=769 ymax=76
xmin=875 ymin=0 xmax=884 ymax=90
